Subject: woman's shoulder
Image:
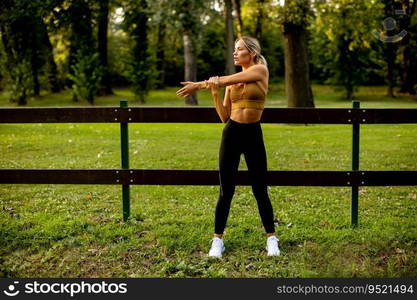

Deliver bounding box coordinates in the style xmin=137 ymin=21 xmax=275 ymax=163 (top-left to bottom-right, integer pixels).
xmin=245 ymin=64 xmax=268 ymax=82
xmin=247 ymin=64 xmax=268 ymax=73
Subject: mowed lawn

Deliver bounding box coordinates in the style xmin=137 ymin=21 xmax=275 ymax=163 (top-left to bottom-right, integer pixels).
xmin=0 ymin=84 xmax=417 ymax=277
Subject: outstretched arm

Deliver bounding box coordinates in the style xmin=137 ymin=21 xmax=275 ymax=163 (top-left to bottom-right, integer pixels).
xmin=176 ymin=64 xmax=267 ymax=98
xmin=176 ymin=80 xmax=208 ymax=98
xmin=217 ymin=64 xmax=268 ymax=87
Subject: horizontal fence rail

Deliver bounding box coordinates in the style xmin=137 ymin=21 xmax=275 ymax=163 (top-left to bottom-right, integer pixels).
xmin=1 ymin=170 xmax=417 ymax=186
xmin=1 ymin=107 xmax=417 ymax=124
xmin=1 ymin=101 xmax=416 ymax=226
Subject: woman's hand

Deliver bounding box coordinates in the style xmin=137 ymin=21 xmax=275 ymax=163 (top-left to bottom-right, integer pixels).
xmin=176 ymin=81 xmax=199 ymax=97
xmin=207 ymin=76 xmax=220 ymax=94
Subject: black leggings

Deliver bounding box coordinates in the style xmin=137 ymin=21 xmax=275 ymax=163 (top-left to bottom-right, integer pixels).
xmin=215 ymin=118 xmax=275 ymax=234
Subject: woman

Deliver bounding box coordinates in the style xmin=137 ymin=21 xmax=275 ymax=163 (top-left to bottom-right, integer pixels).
xmin=176 ymin=36 xmax=279 ymax=258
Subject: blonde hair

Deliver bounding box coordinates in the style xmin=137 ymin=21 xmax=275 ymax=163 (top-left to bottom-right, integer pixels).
xmin=235 ymin=36 xmax=267 ymax=67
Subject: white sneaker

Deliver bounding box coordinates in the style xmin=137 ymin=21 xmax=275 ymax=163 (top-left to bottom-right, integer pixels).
xmin=208 ymin=237 xmax=225 ymax=258
xmin=266 ymin=236 xmax=280 ymax=256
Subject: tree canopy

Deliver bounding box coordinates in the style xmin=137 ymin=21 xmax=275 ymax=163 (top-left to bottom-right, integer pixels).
xmin=0 ymin=0 xmax=416 ymax=105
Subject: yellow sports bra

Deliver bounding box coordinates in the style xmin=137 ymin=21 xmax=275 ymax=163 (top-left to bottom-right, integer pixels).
xmin=230 ymin=82 xmax=266 ymax=110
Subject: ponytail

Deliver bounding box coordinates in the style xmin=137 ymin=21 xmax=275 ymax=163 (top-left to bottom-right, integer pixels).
xmin=255 ymin=54 xmax=268 ymax=67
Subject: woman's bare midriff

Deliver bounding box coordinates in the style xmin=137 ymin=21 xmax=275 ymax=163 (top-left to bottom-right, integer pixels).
xmin=230 ymin=108 xmax=263 ymax=123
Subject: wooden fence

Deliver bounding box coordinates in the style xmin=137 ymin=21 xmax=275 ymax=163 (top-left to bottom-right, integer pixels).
xmin=1 ymin=100 xmax=416 ymax=226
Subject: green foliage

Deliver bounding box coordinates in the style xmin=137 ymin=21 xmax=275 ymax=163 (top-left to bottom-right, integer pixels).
xmin=175 ymin=0 xmax=209 ymax=35
xmin=310 ymin=0 xmax=385 ymax=99
xmin=276 ymin=0 xmax=314 ymax=26
xmin=126 ymin=56 xmax=154 ymax=102
xmin=239 ymin=0 xmax=285 ymax=79
xmin=1 ymin=0 xmax=416 ymax=98
xmin=159 ymin=0 xmax=214 ymax=84
xmin=197 ymin=17 xmax=227 ymax=80
xmin=260 ymin=21 xmax=285 ymax=79
xmin=8 ymin=60 xmax=32 ymax=104
xmin=123 ymin=0 xmax=153 ymax=102
xmin=0 ymin=1 xmax=35 ymax=103
xmin=68 ymin=50 xmax=102 ymax=104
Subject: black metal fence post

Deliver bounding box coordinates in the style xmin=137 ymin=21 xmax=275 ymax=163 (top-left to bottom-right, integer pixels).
xmin=351 ymin=100 xmax=360 ymax=227
xmin=120 ymin=100 xmax=130 ymax=221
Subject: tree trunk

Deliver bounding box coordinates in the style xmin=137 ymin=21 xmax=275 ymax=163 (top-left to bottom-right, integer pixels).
xmin=283 ymin=23 xmax=314 ymax=107
xmin=399 ymin=34 xmax=415 ymax=94
xmin=156 ymin=22 xmax=166 ymax=88
xmin=225 ymin=0 xmax=235 ymax=75
xmin=385 ymin=43 xmax=397 ymax=98
xmin=381 ymin=0 xmax=397 ymax=97
xmin=0 ymin=49 xmax=3 ymax=92
xmin=40 ymin=19 xmax=60 ymax=93
xmin=29 ymin=25 xmax=40 ymax=97
xmin=97 ymin=0 xmax=113 ymax=95
xmin=398 ymin=0 xmax=416 ymax=94
xmin=232 ymin=0 xmax=243 ymax=37
xmin=130 ymin=0 xmax=150 ymax=103
xmin=68 ymin=0 xmax=94 ymax=100
xmin=183 ymin=30 xmax=198 ymax=105
xmin=254 ymin=0 xmax=265 ymax=43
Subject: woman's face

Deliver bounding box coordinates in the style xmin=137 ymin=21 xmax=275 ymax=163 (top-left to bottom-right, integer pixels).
xmin=233 ymin=39 xmax=253 ymax=66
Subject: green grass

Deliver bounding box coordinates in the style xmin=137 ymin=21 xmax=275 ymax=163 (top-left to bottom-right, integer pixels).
xmin=0 ymin=84 xmax=416 ymax=278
